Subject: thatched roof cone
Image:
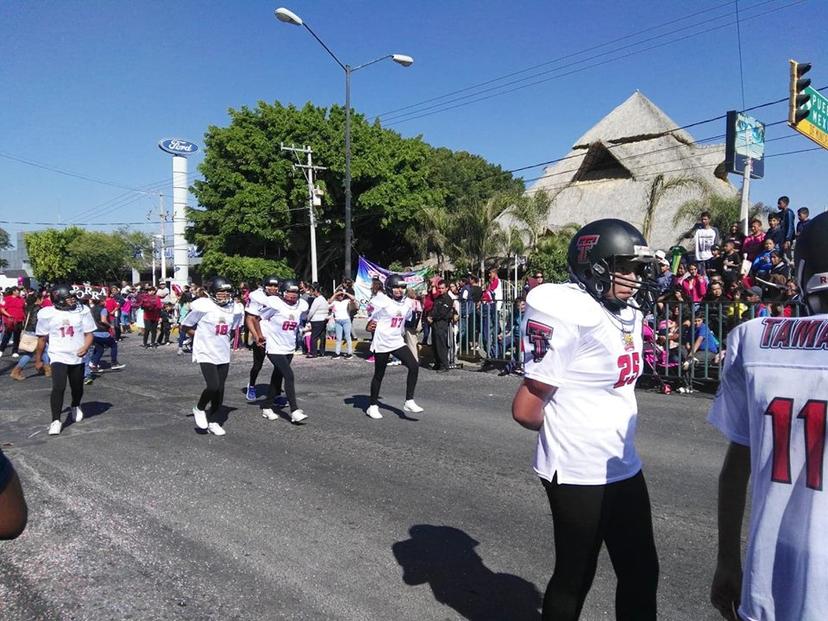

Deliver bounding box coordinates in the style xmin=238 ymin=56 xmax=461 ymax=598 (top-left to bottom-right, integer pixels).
xmin=500 ymin=91 xmax=737 ymax=251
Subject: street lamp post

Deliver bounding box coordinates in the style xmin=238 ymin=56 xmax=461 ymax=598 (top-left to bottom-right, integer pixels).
xmin=275 ymin=7 xmax=413 ymax=279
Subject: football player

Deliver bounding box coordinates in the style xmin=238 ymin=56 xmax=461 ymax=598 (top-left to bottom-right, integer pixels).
xmin=511 ymin=219 xmax=660 ymax=620
xmin=365 ymin=274 xmax=423 ymax=420
xmin=181 ymin=277 xmax=244 ymax=436
xmin=34 ymin=284 xmax=97 ymax=436
xmin=258 ymin=279 xmax=309 ymax=424
xmin=244 ymin=275 xmax=280 ymax=401
xmin=709 ymin=210 xmax=828 ymax=620
xmin=35 ymin=284 xmax=95 ymax=436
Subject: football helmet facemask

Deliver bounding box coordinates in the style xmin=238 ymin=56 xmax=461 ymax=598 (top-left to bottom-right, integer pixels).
xmin=207 ymin=276 xmax=235 ymax=307
xmin=385 ymin=274 xmax=407 ymax=300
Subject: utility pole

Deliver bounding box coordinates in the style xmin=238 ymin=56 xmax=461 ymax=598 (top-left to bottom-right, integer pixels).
xmin=150 ymin=237 xmax=157 ymax=287
xmin=159 ymin=194 xmax=167 ymax=282
xmin=281 ymin=143 xmax=327 ymax=283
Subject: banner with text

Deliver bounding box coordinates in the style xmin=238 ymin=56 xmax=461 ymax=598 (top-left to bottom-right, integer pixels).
xmin=354 ymin=256 xmax=429 ymax=312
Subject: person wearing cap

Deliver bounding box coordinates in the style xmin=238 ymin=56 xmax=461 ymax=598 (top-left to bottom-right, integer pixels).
xmin=742 ymin=286 xmax=768 ymax=319
xmin=654 ymin=252 xmax=673 ymax=296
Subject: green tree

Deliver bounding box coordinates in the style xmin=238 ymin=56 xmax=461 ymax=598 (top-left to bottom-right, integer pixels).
xmin=24 ymin=228 xmax=150 ymax=283
xmin=0 ymin=227 xmax=10 ymax=269
xmin=190 ymin=101 xmax=521 ymax=280
xmin=642 ymin=175 xmax=709 ymax=241
xmin=526 ymin=224 xmax=580 ymax=283
xmin=673 ymin=193 xmax=765 ymax=241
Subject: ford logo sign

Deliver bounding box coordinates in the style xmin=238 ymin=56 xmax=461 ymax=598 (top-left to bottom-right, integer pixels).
xmin=158 ymin=138 xmax=199 ymax=156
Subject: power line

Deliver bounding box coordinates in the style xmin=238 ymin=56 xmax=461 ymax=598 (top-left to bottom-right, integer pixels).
xmin=379 ymin=0 xmax=804 ymax=126
xmin=372 ymin=0 xmax=747 ymax=120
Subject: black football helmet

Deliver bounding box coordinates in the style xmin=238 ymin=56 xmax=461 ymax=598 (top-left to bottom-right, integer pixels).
xmin=385 ymin=274 xmax=407 ymax=300
xmin=262 ymin=275 xmax=280 ymax=295
xmin=207 ymin=276 xmax=235 ymax=307
xmin=567 ymin=218 xmax=657 ymax=313
xmin=279 ymin=279 xmax=300 ymax=304
xmin=51 ymin=283 xmax=78 ymax=311
xmin=794 ymin=211 xmax=828 ymax=315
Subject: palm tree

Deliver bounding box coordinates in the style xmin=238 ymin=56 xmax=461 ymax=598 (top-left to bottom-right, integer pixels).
xmin=642 ymin=175 xmax=709 ymax=241
xmin=673 ymin=193 xmax=765 ymax=241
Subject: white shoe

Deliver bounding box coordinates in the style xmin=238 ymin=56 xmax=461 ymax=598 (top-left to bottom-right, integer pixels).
xmin=12 ymin=353 xmax=19 ymax=359
xmin=72 ymin=406 xmax=84 ymax=422
xmin=177 ymin=347 xmax=183 ymax=355
xmin=207 ymin=422 xmax=226 ymax=436
xmin=403 ymin=399 xmax=424 ymax=413
xmin=366 ymin=405 xmax=383 ymax=419
xmin=192 ymin=407 xmax=208 ymax=430
xmin=261 ymin=408 xmax=279 ymax=421
xmin=48 ymin=420 xmax=62 ymax=435
xmin=290 ymin=409 xmax=308 ymax=424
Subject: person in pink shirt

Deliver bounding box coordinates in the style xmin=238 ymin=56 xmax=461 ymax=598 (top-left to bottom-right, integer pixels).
xmin=741 ymin=218 xmax=766 ymax=262
xmin=678 ymin=263 xmax=708 ymax=303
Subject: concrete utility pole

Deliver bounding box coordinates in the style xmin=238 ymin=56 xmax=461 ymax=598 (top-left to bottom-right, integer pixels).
xmin=281 ymin=144 xmax=327 ymax=283
xmin=159 ymin=194 xmax=167 ymax=282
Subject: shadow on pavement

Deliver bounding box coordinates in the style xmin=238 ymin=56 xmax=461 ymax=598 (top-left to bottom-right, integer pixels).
xmin=392 ymin=524 xmax=541 ymax=620
xmin=343 ymin=395 xmax=418 ymax=421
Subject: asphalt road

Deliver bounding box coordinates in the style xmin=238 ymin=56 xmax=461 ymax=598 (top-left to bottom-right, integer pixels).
xmin=0 ymin=336 xmax=731 ymax=620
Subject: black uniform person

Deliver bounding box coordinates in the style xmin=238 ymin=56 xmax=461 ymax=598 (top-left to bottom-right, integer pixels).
xmin=245 ymin=275 xmax=280 ymax=401
xmin=429 ymin=280 xmax=454 ymax=372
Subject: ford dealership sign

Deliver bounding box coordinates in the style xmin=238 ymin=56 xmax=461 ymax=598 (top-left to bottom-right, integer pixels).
xmin=158 ymin=138 xmax=199 ymax=156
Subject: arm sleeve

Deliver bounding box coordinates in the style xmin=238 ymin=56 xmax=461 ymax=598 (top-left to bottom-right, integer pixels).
xmin=81 ymin=309 xmax=97 ymax=334
xmin=181 ymin=303 xmax=205 ymax=327
xmin=707 ymin=327 xmax=750 ymax=445
xmin=521 ymin=293 xmax=580 ymax=388
xmin=35 ymin=312 xmax=50 ymax=337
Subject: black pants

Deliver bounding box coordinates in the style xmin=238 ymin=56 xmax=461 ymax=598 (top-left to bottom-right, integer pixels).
xmin=0 ymin=322 xmax=22 ymax=355
xmin=197 ymin=362 xmax=229 ymax=416
xmin=158 ymin=322 xmax=171 ymax=344
xmin=265 ymin=353 xmax=297 ymax=411
xmin=248 ymin=342 xmax=266 ymax=386
xmin=370 ymin=346 xmax=418 ymax=405
xmin=309 ymin=320 xmax=327 ymax=356
xmin=50 ymin=362 xmax=84 ymax=421
xmin=432 ymin=320 xmax=450 ymax=369
xmin=540 ymin=471 xmax=659 ymax=621
xmin=143 ymin=319 xmax=158 ymax=346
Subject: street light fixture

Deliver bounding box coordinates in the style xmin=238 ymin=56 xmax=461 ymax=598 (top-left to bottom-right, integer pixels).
xmin=275 ymin=7 xmax=413 ymax=279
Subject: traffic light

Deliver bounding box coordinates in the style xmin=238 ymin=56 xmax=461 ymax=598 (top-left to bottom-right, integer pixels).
xmin=789 ymin=59 xmax=812 ymax=125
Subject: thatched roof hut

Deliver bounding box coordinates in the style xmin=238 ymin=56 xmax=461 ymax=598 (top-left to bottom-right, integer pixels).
xmin=500 ymin=91 xmax=737 ymax=251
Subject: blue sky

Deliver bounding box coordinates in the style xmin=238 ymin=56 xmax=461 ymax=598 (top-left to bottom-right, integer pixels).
xmin=1 ymin=0 xmax=826 ymax=247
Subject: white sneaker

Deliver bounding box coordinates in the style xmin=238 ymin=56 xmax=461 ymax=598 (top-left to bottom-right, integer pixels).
xmin=177 ymin=347 xmax=183 ymax=355
xmin=290 ymin=409 xmax=308 ymax=424
xmin=48 ymin=420 xmax=62 ymax=435
xmin=192 ymin=407 xmax=208 ymax=430
xmin=12 ymin=353 xmax=19 ymax=359
xmin=72 ymin=406 xmax=84 ymax=422
xmin=207 ymin=422 xmax=226 ymax=436
xmin=261 ymin=408 xmax=279 ymax=421
xmin=366 ymin=405 xmax=383 ymax=419
xmin=403 ymin=400 xmax=424 ymax=413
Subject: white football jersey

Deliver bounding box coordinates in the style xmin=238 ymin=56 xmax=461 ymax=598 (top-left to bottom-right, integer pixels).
xmin=708 ymin=314 xmax=828 ymax=621
xmin=245 ymin=287 xmax=269 ymax=316
xmin=259 ymin=296 xmax=309 ymax=355
xmin=36 ymin=305 xmax=97 ymax=365
xmin=182 ymin=298 xmax=243 ymax=365
xmin=368 ymin=293 xmax=412 ymax=353
xmin=522 ymin=283 xmax=644 ymax=485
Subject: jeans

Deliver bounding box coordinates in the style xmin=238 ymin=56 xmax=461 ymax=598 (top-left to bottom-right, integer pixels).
xmin=334 ymin=318 xmax=353 ymax=355
xmin=16 ymin=349 xmax=49 ymax=370
xmin=91 ymin=334 xmax=119 ymax=366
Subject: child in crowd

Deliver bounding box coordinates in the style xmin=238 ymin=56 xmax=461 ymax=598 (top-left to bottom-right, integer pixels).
xmin=765 ymin=212 xmax=784 ymax=249
xmin=158 ymin=303 xmax=174 ymax=345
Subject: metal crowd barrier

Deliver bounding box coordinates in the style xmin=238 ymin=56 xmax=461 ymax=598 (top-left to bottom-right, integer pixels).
xmin=448 ymin=300 xmax=806 ymax=385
